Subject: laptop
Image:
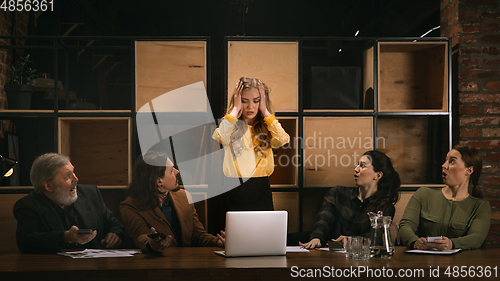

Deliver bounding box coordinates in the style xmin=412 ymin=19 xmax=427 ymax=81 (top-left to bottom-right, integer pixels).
xmin=214 ymin=211 xmax=288 ymax=257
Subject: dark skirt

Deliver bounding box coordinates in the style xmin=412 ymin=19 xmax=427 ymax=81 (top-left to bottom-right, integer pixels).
xmin=223 ymin=176 xmax=274 ymax=211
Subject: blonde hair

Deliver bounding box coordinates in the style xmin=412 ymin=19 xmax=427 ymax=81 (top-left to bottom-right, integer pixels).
xmin=226 ymin=77 xmax=275 ymax=157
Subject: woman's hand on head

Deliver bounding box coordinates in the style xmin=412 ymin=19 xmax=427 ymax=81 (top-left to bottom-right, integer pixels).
xmin=230 ymin=80 xmax=243 ymax=117
xmin=258 ymin=80 xmax=271 ymax=118
xmin=299 ymin=238 xmax=321 ymax=249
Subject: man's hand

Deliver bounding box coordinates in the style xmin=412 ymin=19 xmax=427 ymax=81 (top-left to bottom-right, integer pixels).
xmin=64 ymin=225 xmax=97 ymax=245
xmin=101 ymin=232 xmax=122 ymax=248
xmin=216 ymin=229 xmax=226 ymax=247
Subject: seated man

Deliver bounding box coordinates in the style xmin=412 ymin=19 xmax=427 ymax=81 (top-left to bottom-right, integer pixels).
xmin=13 ymin=153 xmax=126 ymax=254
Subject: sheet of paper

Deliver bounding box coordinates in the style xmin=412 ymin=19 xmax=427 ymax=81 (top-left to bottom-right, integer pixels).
xmin=286 ymin=246 xmax=309 ymax=252
xmin=405 ymin=248 xmax=462 ymax=255
xmin=57 ymin=249 xmax=141 ymax=258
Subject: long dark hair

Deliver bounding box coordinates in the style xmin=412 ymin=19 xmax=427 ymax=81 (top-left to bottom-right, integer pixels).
xmin=127 ymin=151 xmax=169 ymax=210
xmin=361 ymin=150 xmax=401 ymax=230
xmin=454 ymin=144 xmax=483 ymax=198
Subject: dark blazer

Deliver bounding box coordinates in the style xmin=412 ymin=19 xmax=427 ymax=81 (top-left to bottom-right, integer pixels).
xmin=13 ymin=184 xmax=126 ymax=254
xmin=120 ymin=189 xmax=218 ymax=252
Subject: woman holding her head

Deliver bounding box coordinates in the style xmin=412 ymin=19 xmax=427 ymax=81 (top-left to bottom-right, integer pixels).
xmin=299 ymin=150 xmax=401 ymax=249
xmin=399 ymin=145 xmax=491 ymax=250
xmin=212 ymin=77 xmax=290 ymax=211
xmin=120 ymin=151 xmax=225 ymax=253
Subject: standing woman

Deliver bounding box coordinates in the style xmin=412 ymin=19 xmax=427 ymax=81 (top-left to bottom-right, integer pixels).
xmin=299 ymin=150 xmax=400 ymax=249
xmin=212 ymin=77 xmax=290 ymax=211
xmin=399 ymin=145 xmax=491 ymax=250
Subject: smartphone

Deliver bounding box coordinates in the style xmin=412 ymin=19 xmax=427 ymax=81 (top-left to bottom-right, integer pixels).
xmin=77 ymin=229 xmax=94 ymax=234
xmin=427 ymin=236 xmax=443 ymax=242
xmin=147 ymin=232 xmax=167 ymax=239
xmin=328 ymin=240 xmax=344 ymax=250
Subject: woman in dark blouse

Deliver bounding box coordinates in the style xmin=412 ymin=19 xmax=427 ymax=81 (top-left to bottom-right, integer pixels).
xmin=299 ymin=150 xmax=401 ymax=249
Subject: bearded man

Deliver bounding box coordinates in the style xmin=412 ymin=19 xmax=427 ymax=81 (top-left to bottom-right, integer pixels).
xmin=13 ymin=153 xmax=126 ymax=253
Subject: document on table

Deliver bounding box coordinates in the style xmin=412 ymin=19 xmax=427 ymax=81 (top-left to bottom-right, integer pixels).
xmin=286 ymin=246 xmax=309 ymax=252
xmin=405 ymin=248 xmax=462 ymax=255
xmin=57 ymin=249 xmax=141 ymax=258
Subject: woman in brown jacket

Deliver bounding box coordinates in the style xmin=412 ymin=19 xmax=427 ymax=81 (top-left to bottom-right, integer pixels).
xmin=120 ymin=150 xmax=225 ymax=253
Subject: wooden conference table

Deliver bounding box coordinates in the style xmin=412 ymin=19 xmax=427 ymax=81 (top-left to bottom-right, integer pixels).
xmin=0 ymin=246 xmax=498 ymax=280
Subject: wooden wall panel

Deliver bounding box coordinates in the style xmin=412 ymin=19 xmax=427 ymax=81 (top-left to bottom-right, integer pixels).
xmin=273 ymin=192 xmax=299 ymax=233
xmin=302 ymin=189 xmax=328 ymax=232
xmin=135 ymin=41 xmax=206 ymax=112
xmin=304 ymin=117 xmax=373 ymax=187
xmin=427 ymin=43 xmax=448 ymax=111
xmin=270 ymin=117 xmax=298 ymax=187
xmin=59 ymin=118 xmax=131 ymax=187
xmin=0 ymin=194 xmax=26 ymax=253
xmin=378 ymin=42 xmax=448 ymax=112
xmin=228 ymin=41 xmax=298 ymax=112
xmin=377 ymin=118 xmax=429 ymax=184
xmin=363 ymin=46 xmax=374 ymax=109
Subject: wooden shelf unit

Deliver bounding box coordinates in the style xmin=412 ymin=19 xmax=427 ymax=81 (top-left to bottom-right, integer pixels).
xmin=227 ymin=41 xmax=299 ymax=112
xmin=58 ymin=117 xmax=132 ymax=188
xmin=225 ymin=37 xmax=451 ymax=233
xmin=303 ymin=117 xmax=374 ymax=187
xmin=0 ymin=36 xmax=451 ymax=237
xmin=377 ymin=41 xmax=449 ymax=112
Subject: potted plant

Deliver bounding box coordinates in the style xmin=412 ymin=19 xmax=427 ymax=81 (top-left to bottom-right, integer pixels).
xmin=4 ymin=54 xmax=37 ymax=110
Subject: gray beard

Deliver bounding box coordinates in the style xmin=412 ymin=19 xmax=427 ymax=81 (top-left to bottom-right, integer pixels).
xmin=53 ymin=184 xmax=78 ymax=207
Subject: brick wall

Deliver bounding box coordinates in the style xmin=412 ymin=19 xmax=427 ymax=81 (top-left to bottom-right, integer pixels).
xmin=0 ymin=11 xmax=29 ymax=136
xmin=441 ymin=0 xmax=500 ymax=246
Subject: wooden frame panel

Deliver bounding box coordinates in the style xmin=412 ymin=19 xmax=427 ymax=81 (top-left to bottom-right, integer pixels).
xmin=377 ymin=118 xmax=429 ymax=184
xmin=58 ymin=117 xmax=131 ymax=188
xmin=304 ymin=117 xmax=373 ymax=187
xmin=0 ymin=194 xmax=25 ymax=253
xmin=363 ymin=46 xmax=374 ymax=110
xmin=378 ymin=42 xmax=448 ymax=112
xmin=135 ymin=41 xmax=207 ymax=112
xmin=272 ymin=192 xmax=299 ymax=233
xmin=228 ymin=41 xmax=298 ymax=112
xmin=270 ymin=117 xmax=298 ymax=187
xmin=302 ymin=189 xmax=328 ymax=232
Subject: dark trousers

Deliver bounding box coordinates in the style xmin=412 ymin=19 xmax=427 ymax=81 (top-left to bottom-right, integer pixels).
xmin=223 ymin=176 xmax=274 ymax=211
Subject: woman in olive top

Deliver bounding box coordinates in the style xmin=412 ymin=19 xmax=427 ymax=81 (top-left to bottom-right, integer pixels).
xmin=212 ymin=77 xmax=289 ymax=211
xmin=399 ymin=145 xmax=491 ymax=250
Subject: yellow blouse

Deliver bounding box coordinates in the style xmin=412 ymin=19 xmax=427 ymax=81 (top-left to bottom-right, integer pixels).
xmin=212 ymin=114 xmax=290 ymax=178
